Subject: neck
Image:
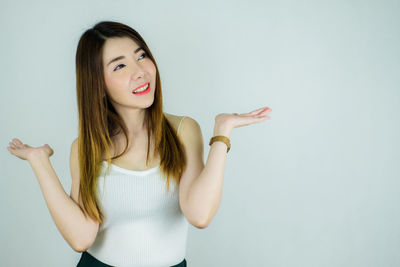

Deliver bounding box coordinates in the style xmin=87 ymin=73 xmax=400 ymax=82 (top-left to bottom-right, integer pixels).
xmin=116 ymin=107 xmax=148 ymax=136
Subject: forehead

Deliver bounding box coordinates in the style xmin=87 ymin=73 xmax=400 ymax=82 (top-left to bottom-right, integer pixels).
xmin=102 ymin=37 xmax=140 ymax=62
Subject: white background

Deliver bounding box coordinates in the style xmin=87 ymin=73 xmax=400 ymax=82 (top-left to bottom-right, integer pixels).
xmin=1 ymin=0 xmax=399 ymax=266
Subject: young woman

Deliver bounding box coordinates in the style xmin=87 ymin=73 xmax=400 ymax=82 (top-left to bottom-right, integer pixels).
xmin=7 ymin=21 xmax=272 ymax=267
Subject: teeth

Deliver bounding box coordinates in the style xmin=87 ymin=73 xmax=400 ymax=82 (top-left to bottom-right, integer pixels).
xmin=134 ymin=84 xmax=149 ymax=93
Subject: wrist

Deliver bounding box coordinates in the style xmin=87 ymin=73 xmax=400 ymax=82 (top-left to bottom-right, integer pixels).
xmin=209 ymin=135 xmax=231 ymax=153
xmin=213 ymin=123 xmax=232 ymax=137
xmin=27 ymin=149 xmax=50 ymax=163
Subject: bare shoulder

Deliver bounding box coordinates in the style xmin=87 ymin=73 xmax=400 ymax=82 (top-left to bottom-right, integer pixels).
xmin=164 ymin=112 xmax=191 ymax=134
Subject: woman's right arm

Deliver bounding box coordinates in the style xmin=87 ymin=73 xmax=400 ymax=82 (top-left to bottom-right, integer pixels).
xmin=8 ymin=138 xmax=99 ymax=252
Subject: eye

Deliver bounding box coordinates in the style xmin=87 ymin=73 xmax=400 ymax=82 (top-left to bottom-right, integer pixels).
xmin=138 ymin=52 xmax=147 ymax=60
xmin=112 ymin=52 xmax=148 ymax=72
xmin=113 ymin=64 xmax=125 ymax=71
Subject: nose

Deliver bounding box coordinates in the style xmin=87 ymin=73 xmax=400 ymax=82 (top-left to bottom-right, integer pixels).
xmin=131 ymin=63 xmax=145 ymax=80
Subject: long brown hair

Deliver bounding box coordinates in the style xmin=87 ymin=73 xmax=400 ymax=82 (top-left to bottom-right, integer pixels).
xmin=75 ymin=21 xmax=187 ymax=225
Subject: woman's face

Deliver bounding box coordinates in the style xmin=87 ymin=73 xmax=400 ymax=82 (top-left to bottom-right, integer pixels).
xmin=102 ymin=37 xmax=157 ymax=110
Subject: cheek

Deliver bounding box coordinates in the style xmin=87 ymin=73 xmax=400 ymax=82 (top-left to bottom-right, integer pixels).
xmin=149 ymin=63 xmax=157 ymax=77
xmin=104 ymin=72 xmax=114 ymax=88
xmin=105 ymin=73 xmax=127 ymax=90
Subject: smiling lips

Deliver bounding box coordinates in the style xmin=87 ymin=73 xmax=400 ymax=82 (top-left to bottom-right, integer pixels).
xmin=132 ymin=82 xmax=150 ymax=93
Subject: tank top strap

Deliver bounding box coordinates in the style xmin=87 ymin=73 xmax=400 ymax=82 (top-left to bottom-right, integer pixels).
xmin=177 ymin=116 xmax=186 ymax=135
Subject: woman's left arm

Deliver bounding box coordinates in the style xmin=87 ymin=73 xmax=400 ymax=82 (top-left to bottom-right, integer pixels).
xmin=179 ymin=107 xmax=272 ymax=228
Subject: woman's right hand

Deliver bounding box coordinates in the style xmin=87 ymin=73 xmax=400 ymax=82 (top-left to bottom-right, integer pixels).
xmin=7 ymin=138 xmax=54 ymax=161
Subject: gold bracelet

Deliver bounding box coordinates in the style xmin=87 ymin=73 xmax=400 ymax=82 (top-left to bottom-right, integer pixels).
xmin=209 ymin=135 xmax=231 ymax=153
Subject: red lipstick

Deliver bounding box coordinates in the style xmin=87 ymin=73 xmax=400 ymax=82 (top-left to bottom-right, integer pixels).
xmin=133 ymin=82 xmax=149 ymax=92
xmin=132 ymin=82 xmax=150 ymax=96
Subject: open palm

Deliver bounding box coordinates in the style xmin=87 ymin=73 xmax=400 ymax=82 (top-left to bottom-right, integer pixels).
xmin=7 ymin=138 xmax=54 ymax=161
xmin=216 ymin=106 xmax=272 ymax=131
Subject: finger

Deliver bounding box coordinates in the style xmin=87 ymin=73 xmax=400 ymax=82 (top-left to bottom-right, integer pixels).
xmin=242 ymin=107 xmax=270 ymax=116
xmin=9 ymin=142 xmax=16 ymax=149
xmin=250 ymin=109 xmax=271 ymax=117
xmin=13 ymin=138 xmax=23 ymax=145
xmin=256 ymin=110 xmax=271 ymax=116
xmin=11 ymin=140 xmax=23 ymax=148
xmin=258 ymin=108 xmax=272 ymax=115
xmin=256 ymin=115 xmax=270 ymax=120
xmin=7 ymin=146 xmax=16 ymax=156
xmin=254 ymin=110 xmax=269 ymax=116
xmin=248 ymin=107 xmax=266 ymax=115
xmin=241 ymin=114 xmax=270 ymax=124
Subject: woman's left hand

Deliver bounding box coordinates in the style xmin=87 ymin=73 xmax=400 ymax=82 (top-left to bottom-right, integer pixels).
xmin=214 ymin=106 xmax=272 ymax=136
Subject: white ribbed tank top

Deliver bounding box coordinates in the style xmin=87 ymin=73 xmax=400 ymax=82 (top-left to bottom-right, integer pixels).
xmin=87 ymin=116 xmax=188 ymax=267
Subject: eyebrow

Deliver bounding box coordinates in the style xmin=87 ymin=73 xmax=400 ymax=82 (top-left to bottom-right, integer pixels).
xmin=106 ymin=47 xmax=144 ymax=67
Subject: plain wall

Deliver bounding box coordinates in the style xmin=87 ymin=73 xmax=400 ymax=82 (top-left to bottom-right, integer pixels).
xmin=1 ymin=0 xmax=399 ymax=266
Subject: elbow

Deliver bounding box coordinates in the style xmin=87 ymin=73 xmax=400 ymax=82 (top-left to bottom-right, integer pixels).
xmin=195 ymin=222 xmax=209 ymax=229
xmin=72 ymin=246 xmax=85 ymax=253
xmin=194 ymin=216 xmax=211 ymax=229
xmin=187 ymin=215 xmax=210 ymax=229
xmin=182 ymin=203 xmax=212 ymax=229
xmin=73 ymin=221 xmax=99 ymax=252
xmin=72 ymin=236 xmax=95 ymax=253
xmin=71 ymin=239 xmax=84 ymax=252
xmin=72 ymin=241 xmax=89 ymax=253
xmin=73 ymin=241 xmax=92 ymax=253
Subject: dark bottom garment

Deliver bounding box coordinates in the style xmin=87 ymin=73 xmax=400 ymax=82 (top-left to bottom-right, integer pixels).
xmin=76 ymin=251 xmax=187 ymax=267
